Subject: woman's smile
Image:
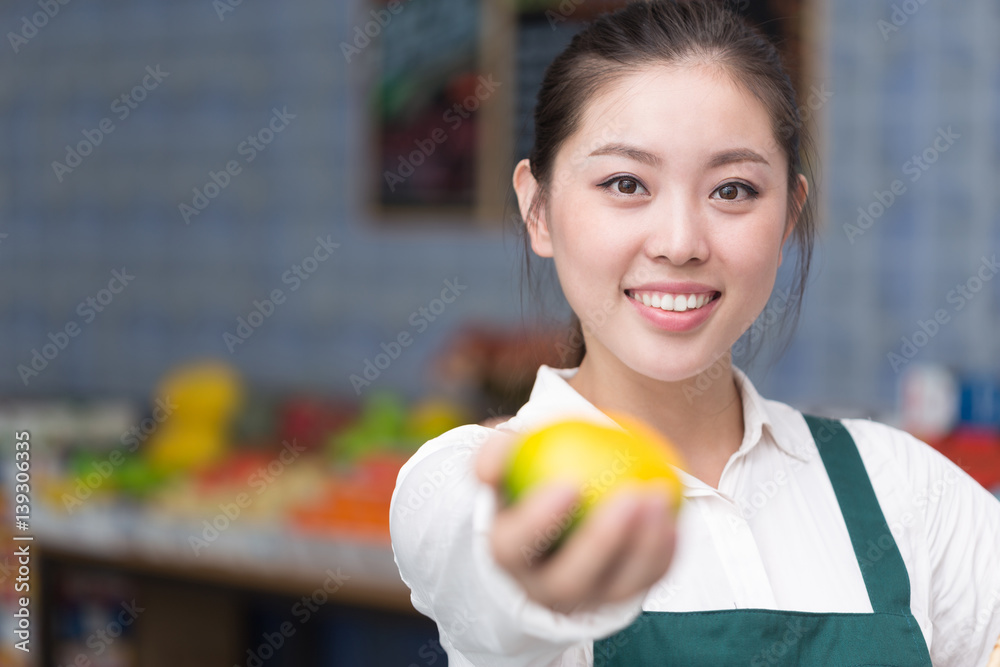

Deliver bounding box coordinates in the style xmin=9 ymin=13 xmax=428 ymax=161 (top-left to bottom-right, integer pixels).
xmin=625 ymin=290 xmax=722 ymax=333
xmin=624 ymin=286 xmax=722 ymax=333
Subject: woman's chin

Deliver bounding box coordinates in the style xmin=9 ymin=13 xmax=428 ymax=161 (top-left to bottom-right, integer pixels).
xmin=600 ymin=337 xmax=728 ymax=381
xmin=619 ymin=357 xmax=729 ymax=387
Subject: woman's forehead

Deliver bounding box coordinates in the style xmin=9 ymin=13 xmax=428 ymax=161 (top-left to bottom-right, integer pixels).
xmin=564 ymin=64 xmax=781 ymax=164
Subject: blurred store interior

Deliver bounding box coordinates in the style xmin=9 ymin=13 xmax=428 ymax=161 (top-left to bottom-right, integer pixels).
xmin=1 ymin=0 xmax=999 ymax=665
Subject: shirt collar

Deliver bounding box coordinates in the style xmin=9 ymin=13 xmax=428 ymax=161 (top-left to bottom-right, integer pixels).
xmin=731 ymin=366 xmax=810 ymax=462
xmin=504 ymin=365 xmax=620 ymax=433
xmin=507 ymin=364 xmax=810 ymax=463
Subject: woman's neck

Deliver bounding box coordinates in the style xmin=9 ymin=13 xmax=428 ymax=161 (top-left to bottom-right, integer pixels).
xmin=565 ymin=352 xmax=745 ymax=489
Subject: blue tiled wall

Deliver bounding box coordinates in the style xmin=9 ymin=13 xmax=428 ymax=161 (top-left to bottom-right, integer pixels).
xmin=750 ymin=0 xmax=1000 ymax=413
xmin=0 ymin=0 xmax=522 ymax=400
xmin=2 ymin=0 xmax=998 ymax=415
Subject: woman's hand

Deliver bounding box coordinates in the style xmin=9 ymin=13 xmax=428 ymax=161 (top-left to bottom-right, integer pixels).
xmin=475 ymin=427 xmax=678 ymax=615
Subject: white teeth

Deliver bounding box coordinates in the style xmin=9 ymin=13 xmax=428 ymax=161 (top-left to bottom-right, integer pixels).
xmin=630 ymin=290 xmax=715 ymax=312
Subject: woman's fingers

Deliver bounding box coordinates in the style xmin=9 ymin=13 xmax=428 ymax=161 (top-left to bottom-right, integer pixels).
xmin=532 ymin=488 xmax=646 ymax=610
xmin=490 ymin=481 xmax=581 ymax=572
xmin=493 ymin=483 xmax=678 ymax=611
xmin=478 ymin=426 xmax=680 ymax=612
xmin=987 ymin=631 xmax=1000 ymax=667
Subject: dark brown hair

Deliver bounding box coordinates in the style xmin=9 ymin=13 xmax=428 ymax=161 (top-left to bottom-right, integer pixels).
xmin=512 ymin=0 xmax=816 ymax=367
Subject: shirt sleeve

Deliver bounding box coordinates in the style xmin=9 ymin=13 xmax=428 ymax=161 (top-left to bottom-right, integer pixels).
xmin=862 ymin=422 xmax=1000 ymax=667
xmin=918 ymin=443 xmax=1000 ymax=667
xmin=389 ymin=424 xmax=645 ymax=667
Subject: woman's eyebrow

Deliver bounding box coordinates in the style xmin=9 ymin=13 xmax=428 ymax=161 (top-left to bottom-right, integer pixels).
xmin=708 ymin=148 xmax=771 ymax=169
xmin=588 ymin=143 xmax=662 ymax=167
xmin=588 ymin=144 xmax=771 ymax=170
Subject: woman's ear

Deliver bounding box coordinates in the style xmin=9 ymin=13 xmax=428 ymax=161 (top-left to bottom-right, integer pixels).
xmin=513 ymin=159 xmax=554 ymax=258
xmin=778 ymin=173 xmax=809 ymax=265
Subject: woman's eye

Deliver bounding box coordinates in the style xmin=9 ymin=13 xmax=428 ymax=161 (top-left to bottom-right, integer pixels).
xmin=601 ymin=176 xmax=648 ymax=196
xmin=712 ymin=182 xmax=759 ymax=201
xmin=616 ymin=178 xmax=640 ymax=194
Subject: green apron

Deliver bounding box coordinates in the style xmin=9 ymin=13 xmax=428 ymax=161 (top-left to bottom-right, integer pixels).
xmin=594 ymin=416 xmax=933 ymax=666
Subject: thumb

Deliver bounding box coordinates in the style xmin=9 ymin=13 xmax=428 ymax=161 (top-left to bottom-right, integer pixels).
xmin=475 ymin=429 xmax=517 ymax=488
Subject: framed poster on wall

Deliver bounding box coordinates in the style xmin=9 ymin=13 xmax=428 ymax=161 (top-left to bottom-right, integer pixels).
xmin=369 ymin=0 xmax=810 ymax=225
xmin=372 ymin=0 xmax=487 ymax=218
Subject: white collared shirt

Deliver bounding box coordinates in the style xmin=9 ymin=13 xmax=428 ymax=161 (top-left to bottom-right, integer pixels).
xmin=390 ymin=365 xmax=1000 ymax=667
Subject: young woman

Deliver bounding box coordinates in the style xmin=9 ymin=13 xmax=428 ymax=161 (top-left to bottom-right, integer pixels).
xmin=390 ymin=2 xmax=1000 ymax=665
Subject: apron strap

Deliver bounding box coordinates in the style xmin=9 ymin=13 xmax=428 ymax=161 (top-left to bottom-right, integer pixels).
xmin=803 ymin=415 xmax=911 ymax=615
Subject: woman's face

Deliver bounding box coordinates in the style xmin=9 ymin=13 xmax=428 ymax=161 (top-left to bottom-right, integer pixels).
xmin=521 ymin=64 xmax=806 ymax=382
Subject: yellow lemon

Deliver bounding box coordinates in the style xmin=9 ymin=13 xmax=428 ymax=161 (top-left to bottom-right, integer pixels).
xmin=157 ymin=359 xmax=242 ymax=421
xmin=502 ymin=416 xmax=684 ymax=539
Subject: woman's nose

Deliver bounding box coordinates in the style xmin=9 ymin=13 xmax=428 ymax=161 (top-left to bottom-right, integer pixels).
xmin=643 ymin=197 xmax=709 ymax=265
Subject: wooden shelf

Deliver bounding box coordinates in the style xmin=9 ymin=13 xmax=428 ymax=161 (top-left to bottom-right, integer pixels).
xmin=33 ymin=506 xmax=414 ymax=614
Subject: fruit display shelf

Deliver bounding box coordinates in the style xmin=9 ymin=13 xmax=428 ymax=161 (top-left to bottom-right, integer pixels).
xmin=31 ymin=500 xmax=412 ymax=613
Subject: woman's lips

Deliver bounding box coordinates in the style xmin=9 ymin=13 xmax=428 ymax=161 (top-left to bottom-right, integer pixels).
xmin=627 ymin=289 xmax=718 ymax=312
xmin=625 ymin=289 xmax=721 ymax=332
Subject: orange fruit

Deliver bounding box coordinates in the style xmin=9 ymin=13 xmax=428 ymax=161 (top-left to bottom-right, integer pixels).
xmin=502 ymin=415 xmax=684 ymax=545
